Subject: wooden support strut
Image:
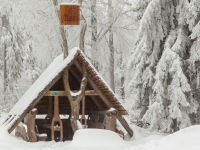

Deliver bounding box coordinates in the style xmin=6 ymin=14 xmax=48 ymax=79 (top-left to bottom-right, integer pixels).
xmin=51 ymin=96 xmax=63 ymax=141
xmin=80 ymin=96 xmax=87 ymax=128
xmin=45 ymin=97 xmax=53 ymax=124
xmin=117 ymin=113 xmax=133 ymax=137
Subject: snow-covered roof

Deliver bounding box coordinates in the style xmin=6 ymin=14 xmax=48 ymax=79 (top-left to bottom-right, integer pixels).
xmin=9 ymin=47 xmax=127 ymax=116
xmin=2 ymin=47 xmax=130 ymax=135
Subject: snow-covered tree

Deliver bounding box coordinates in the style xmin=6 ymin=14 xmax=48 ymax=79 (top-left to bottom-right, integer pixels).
xmin=128 ymin=0 xmax=199 ymax=132
xmin=0 ymin=3 xmax=42 ymax=112
xmin=0 ymin=11 xmax=25 ymax=110
xmin=23 ymin=40 xmax=41 ymax=83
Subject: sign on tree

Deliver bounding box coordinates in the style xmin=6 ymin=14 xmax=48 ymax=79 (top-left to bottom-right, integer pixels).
xmin=60 ymin=3 xmax=80 ymax=25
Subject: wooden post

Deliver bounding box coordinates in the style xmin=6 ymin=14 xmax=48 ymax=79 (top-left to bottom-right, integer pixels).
xmin=24 ymin=109 xmax=38 ymax=142
xmin=105 ymin=114 xmax=116 ymax=131
xmin=44 ymin=97 xmax=53 ymax=124
xmin=51 ymin=96 xmax=63 ymax=141
xmin=80 ymin=96 xmax=87 ymax=128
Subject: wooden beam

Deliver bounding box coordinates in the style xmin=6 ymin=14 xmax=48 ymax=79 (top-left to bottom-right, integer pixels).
xmin=44 ymin=90 xmax=97 ymax=96
xmin=74 ymin=60 xmax=113 ymax=108
xmin=117 ymin=113 xmax=133 ymax=137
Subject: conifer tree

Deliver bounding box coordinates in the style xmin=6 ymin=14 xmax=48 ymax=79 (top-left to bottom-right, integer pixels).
xmin=128 ymin=0 xmax=199 ymax=132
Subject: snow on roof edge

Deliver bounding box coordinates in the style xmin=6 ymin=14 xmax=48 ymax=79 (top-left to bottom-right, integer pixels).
xmin=59 ymin=3 xmax=80 ymax=6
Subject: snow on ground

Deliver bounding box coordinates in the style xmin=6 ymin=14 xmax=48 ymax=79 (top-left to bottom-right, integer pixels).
xmin=0 ymin=113 xmax=200 ymax=150
xmin=127 ymin=125 xmax=200 ymax=150
xmin=67 ymin=129 xmax=130 ymax=149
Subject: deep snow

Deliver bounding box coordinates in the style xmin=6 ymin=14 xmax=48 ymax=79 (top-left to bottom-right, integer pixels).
xmin=0 ymin=113 xmax=200 ymax=150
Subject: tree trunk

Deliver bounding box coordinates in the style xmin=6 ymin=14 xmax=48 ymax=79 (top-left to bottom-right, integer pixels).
xmin=2 ymin=15 xmax=8 ymax=102
xmin=119 ymin=51 xmax=125 ymax=100
xmin=173 ymin=119 xmax=179 ymax=132
xmin=53 ymin=0 xmax=88 ymax=132
xmin=63 ymin=64 xmax=88 ymax=132
xmin=52 ymin=0 xmax=68 ymax=58
xmin=90 ymin=0 xmax=98 ymax=70
xmin=91 ymin=0 xmax=97 ymax=47
xmin=108 ymin=0 xmax=115 ymax=91
xmin=3 ymin=42 xmax=6 ymax=101
xmin=79 ymin=0 xmax=87 ymax=52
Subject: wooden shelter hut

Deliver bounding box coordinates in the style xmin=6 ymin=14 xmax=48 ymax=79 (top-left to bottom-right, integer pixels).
xmin=0 ymin=47 xmax=133 ymax=142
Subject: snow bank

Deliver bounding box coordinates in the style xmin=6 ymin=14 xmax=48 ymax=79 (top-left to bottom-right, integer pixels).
xmin=68 ymin=129 xmax=131 ymax=149
xmin=0 ymin=123 xmax=200 ymax=150
xmin=127 ymin=125 xmax=200 ymax=150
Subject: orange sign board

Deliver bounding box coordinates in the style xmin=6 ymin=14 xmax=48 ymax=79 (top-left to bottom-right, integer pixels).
xmin=60 ymin=4 xmax=80 ymax=25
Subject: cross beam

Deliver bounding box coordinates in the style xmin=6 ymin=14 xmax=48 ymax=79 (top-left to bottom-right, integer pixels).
xmin=45 ymin=90 xmax=97 ymax=96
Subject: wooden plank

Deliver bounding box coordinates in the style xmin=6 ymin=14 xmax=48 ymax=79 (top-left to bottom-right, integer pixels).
xmin=104 ymin=95 xmax=113 ymax=99
xmin=85 ymin=66 xmax=91 ymax=70
xmin=117 ymin=113 xmax=133 ymax=137
xmin=78 ymin=59 xmax=88 ymax=66
xmin=36 ymin=101 xmax=48 ymax=105
xmin=88 ymin=70 xmax=96 ymax=76
xmin=100 ymin=87 xmax=109 ymax=91
xmin=95 ymin=80 xmax=102 ymax=85
xmin=44 ymin=90 xmax=97 ymax=96
xmin=96 ymin=83 xmax=106 ymax=88
xmin=104 ymin=92 xmax=113 ymax=97
xmin=91 ymin=76 xmax=99 ymax=81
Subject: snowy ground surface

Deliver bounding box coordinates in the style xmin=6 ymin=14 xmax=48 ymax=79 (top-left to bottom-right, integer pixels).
xmin=0 ymin=114 xmax=200 ymax=150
